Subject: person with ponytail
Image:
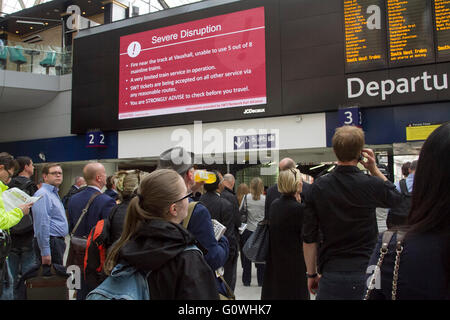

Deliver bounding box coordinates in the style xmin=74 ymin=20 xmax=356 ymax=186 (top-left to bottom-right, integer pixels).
xmin=103 ymin=169 xmax=219 ymax=299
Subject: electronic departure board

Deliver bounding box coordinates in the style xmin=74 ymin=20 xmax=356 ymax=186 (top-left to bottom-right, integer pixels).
xmin=344 ymin=0 xmax=387 ymax=72
xmin=344 ymin=0 xmax=439 ymax=72
xmin=387 ymin=0 xmax=435 ymax=66
xmin=435 ymin=0 xmax=450 ymax=62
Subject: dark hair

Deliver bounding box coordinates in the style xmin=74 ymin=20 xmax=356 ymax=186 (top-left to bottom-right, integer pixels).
xmin=204 ymin=170 xmax=221 ymax=192
xmin=0 ymin=152 xmax=18 ymax=172
xmin=106 ymin=175 xmax=115 ymax=189
xmin=408 ymin=122 xmax=450 ymax=234
xmin=401 ymin=161 xmax=411 ymax=177
xmin=15 ymin=156 xmax=32 ymax=174
xmin=407 ymin=122 xmax=450 ymax=289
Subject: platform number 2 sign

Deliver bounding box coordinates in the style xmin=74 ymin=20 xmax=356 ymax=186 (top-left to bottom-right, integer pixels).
xmin=86 ymin=131 xmax=107 ymax=148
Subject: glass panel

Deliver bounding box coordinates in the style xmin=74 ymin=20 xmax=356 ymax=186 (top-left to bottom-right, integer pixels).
xmin=0 ymin=41 xmax=71 ymax=75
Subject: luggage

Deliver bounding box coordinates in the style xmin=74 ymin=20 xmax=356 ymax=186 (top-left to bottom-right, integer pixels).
xmin=24 ymin=264 xmax=69 ymax=300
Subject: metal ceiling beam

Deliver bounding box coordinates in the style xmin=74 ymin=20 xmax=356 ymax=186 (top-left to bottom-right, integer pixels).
xmin=18 ymin=0 xmax=26 ymax=10
xmin=157 ymin=0 xmax=169 ymax=10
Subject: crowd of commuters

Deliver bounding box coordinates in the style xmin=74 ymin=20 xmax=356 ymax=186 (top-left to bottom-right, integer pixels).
xmin=0 ymin=122 xmax=448 ymax=300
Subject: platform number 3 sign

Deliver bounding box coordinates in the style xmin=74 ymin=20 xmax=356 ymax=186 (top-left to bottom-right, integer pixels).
xmin=339 ymin=106 xmax=362 ymax=128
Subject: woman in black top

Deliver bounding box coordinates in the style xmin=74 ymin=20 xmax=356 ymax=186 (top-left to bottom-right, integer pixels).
xmin=261 ymin=168 xmax=309 ymax=300
xmin=367 ymin=122 xmax=450 ymax=300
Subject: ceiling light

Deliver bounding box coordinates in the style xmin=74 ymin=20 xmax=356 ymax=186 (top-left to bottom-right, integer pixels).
xmin=16 ymin=20 xmax=45 ymax=26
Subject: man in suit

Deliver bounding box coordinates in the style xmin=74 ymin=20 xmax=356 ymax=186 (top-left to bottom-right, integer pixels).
xmin=104 ymin=175 xmax=119 ymax=201
xmin=67 ymin=162 xmax=116 ymax=300
xmin=62 ymin=176 xmax=86 ymax=209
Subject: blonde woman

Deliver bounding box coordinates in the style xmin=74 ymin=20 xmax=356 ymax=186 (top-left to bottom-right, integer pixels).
xmin=261 ymin=168 xmax=308 ymax=300
xmin=239 ymin=177 xmax=266 ymax=287
xmin=90 ymin=169 xmax=218 ymax=300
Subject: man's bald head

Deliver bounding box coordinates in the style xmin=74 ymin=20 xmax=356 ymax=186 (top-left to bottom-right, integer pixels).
xmin=279 ymin=158 xmax=296 ymax=171
xmin=83 ymin=162 xmax=107 ymax=188
xmin=222 ymin=173 xmax=235 ymax=189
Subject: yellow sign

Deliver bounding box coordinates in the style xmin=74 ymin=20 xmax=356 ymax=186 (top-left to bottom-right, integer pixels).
xmin=406 ymin=124 xmax=440 ymax=141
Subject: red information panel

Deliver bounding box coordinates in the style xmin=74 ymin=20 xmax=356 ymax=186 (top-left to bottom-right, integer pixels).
xmin=118 ymin=7 xmax=266 ymax=120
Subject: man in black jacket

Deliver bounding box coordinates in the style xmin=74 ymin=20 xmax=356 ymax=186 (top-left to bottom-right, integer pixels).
xmin=219 ymin=173 xmax=241 ymax=291
xmin=7 ymin=156 xmax=38 ymax=299
xmin=302 ymin=125 xmax=404 ymax=300
xmin=200 ymin=171 xmax=236 ymax=290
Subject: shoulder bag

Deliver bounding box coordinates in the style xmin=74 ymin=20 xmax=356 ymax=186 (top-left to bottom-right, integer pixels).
xmin=66 ymin=192 xmax=100 ymax=268
xmin=364 ymin=230 xmax=406 ymax=300
xmin=242 ymin=219 xmax=270 ymax=264
xmin=239 ymin=194 xmax=248 ymax=223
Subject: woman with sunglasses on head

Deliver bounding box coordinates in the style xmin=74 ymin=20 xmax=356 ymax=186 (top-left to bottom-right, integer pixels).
xmin=97 ymin=169 xmax=218 ymax=300
xmin=0 ymin=152 xmax=32 ymax=300
xmin=261 ymin=168 xmax=309 ymax=300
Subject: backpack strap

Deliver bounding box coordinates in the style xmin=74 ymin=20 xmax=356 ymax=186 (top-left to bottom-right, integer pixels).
xmin=71 ymin=192 xmax=101 ymax=237
xmin=182 ymin=202 xmax=198 ymax=229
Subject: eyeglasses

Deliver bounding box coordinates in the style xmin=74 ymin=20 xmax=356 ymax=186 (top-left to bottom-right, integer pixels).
xmin=48 ymin=171 xmax=63 ymax=176
xmin=174 ymin=192 xmax=193 ymax=203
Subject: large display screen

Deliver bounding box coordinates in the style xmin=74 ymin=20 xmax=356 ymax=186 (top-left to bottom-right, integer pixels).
xmin=435 ymin=0 xmax=450 ymax=62
xmin=118 ymin=7 xmax=266 ymax=120
xmin=344 ymin=0 xmax=387 ymax=72
xmin=387 ymin=0 xmax=435 ymax=66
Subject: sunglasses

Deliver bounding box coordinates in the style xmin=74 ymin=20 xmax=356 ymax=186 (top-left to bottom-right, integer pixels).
xmin=174 ymin=192 xmax=193 ymax=203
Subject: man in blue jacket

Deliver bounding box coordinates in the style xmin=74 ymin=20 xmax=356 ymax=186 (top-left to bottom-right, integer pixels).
xmin=67 ymin=162 xmax=116 ymax=299
xmin=158 ymin=147 xmax=229 ymax=273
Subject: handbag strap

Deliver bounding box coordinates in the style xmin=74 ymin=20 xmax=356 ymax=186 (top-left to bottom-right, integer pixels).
xmin=391 ymin=230 xmax=406 ymax=300
xmin=364 ymin=230 xmax=406 ymax=300
xmin=364 ymin=230 xmax=395 ymax=300
xmin=70 ymin=192 xmax=101 ymax=237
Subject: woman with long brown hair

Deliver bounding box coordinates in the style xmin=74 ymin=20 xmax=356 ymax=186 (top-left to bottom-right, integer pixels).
xmin=90 ymin=169 xmax=218 ymax=300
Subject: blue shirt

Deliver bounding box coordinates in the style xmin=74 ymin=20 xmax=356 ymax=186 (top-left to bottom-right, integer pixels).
xmin=33 ymin=183 xmax=69 ymax=256
xmin=395 ymin=173 xmax=414 ymax=193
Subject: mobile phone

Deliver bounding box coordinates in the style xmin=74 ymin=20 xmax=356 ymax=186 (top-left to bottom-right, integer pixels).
xmin=358 ymin=154 xmax=363 ymax=161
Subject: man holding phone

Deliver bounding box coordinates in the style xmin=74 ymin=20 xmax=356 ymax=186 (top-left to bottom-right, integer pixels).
xmin=302 ymin=125 xmax=404 ymax=300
